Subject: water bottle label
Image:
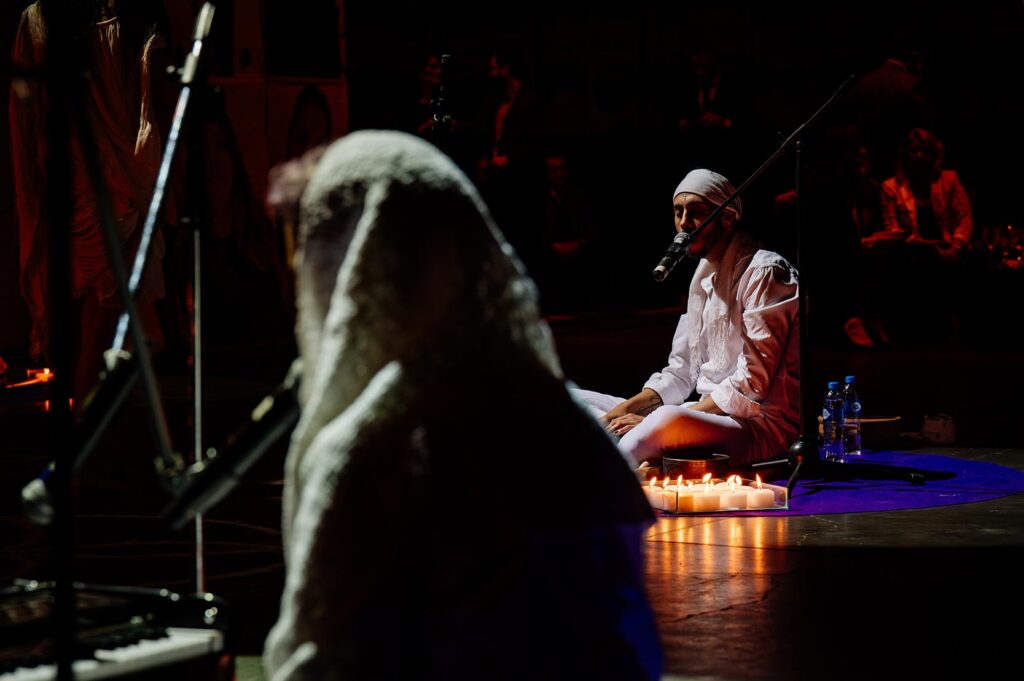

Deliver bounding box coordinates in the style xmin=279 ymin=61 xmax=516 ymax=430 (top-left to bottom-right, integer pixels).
xmin=822 ymin=408 xmax=830 ymax=419
xmin=850 ymin=401 xmax=861 ymax=414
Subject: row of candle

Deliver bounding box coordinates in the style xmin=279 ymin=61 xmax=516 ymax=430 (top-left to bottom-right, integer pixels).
xmin=644 ymin=474 xmax=786 ymax=513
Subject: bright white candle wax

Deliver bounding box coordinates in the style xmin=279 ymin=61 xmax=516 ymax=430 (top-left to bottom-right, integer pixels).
xmin=745 ymin=487 xmax=775 ymax=508
xmin=674 ymin=487 xmax=697 ymax=512
xmin=658 ymin=476 xmax=684 ymax=512
xmin=644 ymin=478 xmax=661 ymax=508
xmin=692 ymin=485 xmax=722 ymax=512
xmin=744 ymin=474 xmax=777 ymax=509
xmin=719 ymin=486 xmax=748 ymax=509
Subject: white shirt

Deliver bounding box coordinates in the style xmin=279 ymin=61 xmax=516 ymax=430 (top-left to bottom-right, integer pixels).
xmin=643 ymin=242 xmax=800 ymax=449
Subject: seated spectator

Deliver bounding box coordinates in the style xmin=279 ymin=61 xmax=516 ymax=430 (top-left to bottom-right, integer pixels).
xmin=869 ymin=128 xmax=972 ymax=258
xmin=862 ymin=128 xmax=973 ymax=344
xmin=538 ymin=151 xmax=597 ymax=312
xmin=775 ymin=125 xmax=888 ymax=349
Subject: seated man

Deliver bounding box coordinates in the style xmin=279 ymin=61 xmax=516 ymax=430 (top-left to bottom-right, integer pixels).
xmin=263 ymin=131 xmax=661 ymax=681
xmin=574 ymin=169 xmax=800 ymax=467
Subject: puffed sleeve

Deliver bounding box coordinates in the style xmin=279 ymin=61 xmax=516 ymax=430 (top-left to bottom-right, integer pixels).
xmin=710 ymin=258 xmax=798 ymax=418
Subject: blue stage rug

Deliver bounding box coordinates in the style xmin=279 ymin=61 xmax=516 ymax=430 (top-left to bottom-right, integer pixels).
xmin=656 ymin=451 xmax=1024 ymax=517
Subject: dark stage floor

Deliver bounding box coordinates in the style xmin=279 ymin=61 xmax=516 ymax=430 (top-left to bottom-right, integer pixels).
xmin=1 ymin=316 xmax=1022 ymax=680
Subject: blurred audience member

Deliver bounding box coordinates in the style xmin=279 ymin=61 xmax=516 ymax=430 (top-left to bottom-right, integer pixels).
xmin=538 ymin=151 xmax=596 ymax=312
xmin=10 ymin=0 xmax=170 ymax=401
xmin=673 ymin=48 xmax=746 ymax=176
xmin=873 ymin=128 xmax=972 ymax=257
xmin=863 ymin=128 xmax=973 ymax=344
xmin=776 ymin=125 xmax=887 ymax=349
xmin=847 ymin=45 xmax=933 ymax=180
xmin=477 ymin=48 xmax=546 ymax=277
xmin=408 ymin=51 xmax=442 ymax=138
xmin=286 ymin=85 xmax=334 ymax=162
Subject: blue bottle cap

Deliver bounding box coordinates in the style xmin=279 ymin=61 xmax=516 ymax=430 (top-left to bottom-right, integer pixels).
xmin=828 ymin=381 xmax=840 ymax=390
xmin=845 ymin=375 xmax=856 ymax=383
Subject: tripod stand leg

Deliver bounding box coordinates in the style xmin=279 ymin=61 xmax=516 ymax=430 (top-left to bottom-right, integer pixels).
xmin=786 ymin=459 xmax=803 ymax=496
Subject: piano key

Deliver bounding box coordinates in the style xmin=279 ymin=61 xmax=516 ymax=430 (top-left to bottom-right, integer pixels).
xmin=0 ymin=628 xmax=222 ymax=681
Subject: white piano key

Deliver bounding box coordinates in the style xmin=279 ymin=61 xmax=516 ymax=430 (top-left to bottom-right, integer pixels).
xmin=0 ymin=628 xmax=223 ymax=681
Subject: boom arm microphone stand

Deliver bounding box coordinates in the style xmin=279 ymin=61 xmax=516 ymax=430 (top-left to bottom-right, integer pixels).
xmin=651 ymin=74 xmax=857 ymax=492
xmin=146 ymin=2 xmax=220 ymax=593
xmin=651 ymin=74 xmax=951 ymax=492
xmin=23 ymin=2 xmax=205 ymax=676
xmin=429 ymin=54 xmax=455 ymax=154
xmin=22 ymin=0 xmax=220 ymax=578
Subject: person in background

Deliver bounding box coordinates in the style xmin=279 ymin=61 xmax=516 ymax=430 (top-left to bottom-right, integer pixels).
xmin=573 ymin=169 xmax=800 ymax=469
xmin=872 ymin=127 xmax=972 ymax=259
xmin=863 ymin=127 xmax=972 ymax=343
xmin=537 ymin=150 xmax=597 ymax=312
xmin=673 ymin=48 xmax=747 ymax=177
xmin=263 ymin=130 xmax=661 ymax=681
xmin=476 ymin=47 xmax=546 ymax=279
xmin=9 ymin=0 xmax=170 ymax=402
xmin=775 ymin=125 xmax=888 ymax=349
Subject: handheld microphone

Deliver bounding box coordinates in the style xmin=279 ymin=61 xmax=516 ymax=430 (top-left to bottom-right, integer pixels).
xmin=652 ymin=231 xmax=693 ymax=282
xmin=164 ymin=359 xmax=302 ymax=531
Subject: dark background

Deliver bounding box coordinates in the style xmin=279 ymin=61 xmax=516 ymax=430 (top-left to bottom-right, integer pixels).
xmin=2 ymin=1 xmax=1023 ymax=351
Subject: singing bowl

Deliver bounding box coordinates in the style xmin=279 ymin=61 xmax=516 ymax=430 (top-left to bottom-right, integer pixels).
xmin=661 ymin=452 xmax=731 ymax=479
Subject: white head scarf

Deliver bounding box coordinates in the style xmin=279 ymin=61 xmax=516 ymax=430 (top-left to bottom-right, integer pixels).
xmin=289 ymin=130 xmax=559 ymax=483
xmin=265 ymin=130 xmax=658 ymax=681
xmin=673 ymin=168 xmax=742 ymax=220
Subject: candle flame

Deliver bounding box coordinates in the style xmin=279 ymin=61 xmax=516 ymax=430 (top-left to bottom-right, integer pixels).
xmin=755 ymin=473 xmax=763 ymax=490
xmin=676 ymin=475 xmax=683 ymax=487
xmin=649 ymin=477 xmax=656 ymax=489
xmin=701 ymin=473 xmax=711 ymax=483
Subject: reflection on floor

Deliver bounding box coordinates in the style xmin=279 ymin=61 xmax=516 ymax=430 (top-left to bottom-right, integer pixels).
xmin=2 ymin=330 xmax=1022 ymax=680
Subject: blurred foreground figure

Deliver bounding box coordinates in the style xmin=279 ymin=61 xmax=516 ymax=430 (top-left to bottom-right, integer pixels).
xmin=263 ymin=131 xmax=660 ymax=681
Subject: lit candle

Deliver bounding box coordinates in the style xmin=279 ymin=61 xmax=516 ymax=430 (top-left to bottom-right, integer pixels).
xmin=719 ymin=476 xmax=749 ymax=510
xmin=674 ymin=481 xmax=698 ymax=512
xmin=659 ymin=475 xmax=685 ymax=513
xmin=644 ymin=477 xmax=661 ymax=508
xmin=745 ymin=474 xmax=776 ymax=509
xmin=712 ymin=475 xmax=735 ymax=492
xmin=692 ymin=475 xmax=721 ymax=512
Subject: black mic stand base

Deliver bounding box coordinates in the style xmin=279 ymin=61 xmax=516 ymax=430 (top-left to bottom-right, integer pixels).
xmin=786 ymin=435 xmax=820 ymax=495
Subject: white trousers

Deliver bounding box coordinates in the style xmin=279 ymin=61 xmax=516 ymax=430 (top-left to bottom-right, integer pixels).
xmin=571 ymin=388 xmax=754 ymax=465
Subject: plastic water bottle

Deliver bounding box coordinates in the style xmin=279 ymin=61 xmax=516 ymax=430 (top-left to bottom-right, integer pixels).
xmin=842 ymin=375 xmax=862 ymax=456
xmin=822 ymin=381 xmax=845 ymax=462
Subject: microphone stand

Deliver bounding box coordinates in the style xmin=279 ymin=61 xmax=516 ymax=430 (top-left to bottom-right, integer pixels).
xmin=36 ymin=3 xmax=77 ymax=676
xmin=429 ymin=54 xmax=455 ymax=155
xmin=151 ymin=2 xmax=219 ymax=594
xmin=163 ymin=360 xmax=302 ymax=531
xmin=655 ymin=74 xmax=956 ymax=493
xmin=651 ymin=74 xmax=922 ymax=493
xmin=22 ymin=1 xmax=219 ymax=576
xmin=652 ymin=74 xmax=856 ymax=284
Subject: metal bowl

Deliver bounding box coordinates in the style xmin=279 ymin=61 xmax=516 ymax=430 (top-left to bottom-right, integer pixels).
xmin=662 ymin=452 xmax=731 ymax=479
